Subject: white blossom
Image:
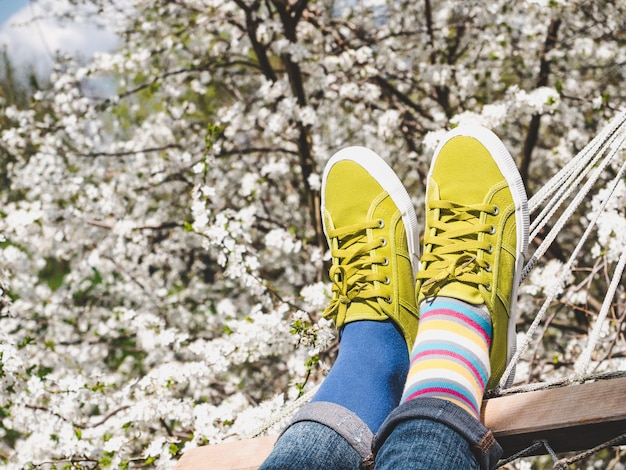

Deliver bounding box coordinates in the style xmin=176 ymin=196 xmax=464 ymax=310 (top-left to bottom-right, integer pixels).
xmin=0 ymin=1 xmax=623 ymax=467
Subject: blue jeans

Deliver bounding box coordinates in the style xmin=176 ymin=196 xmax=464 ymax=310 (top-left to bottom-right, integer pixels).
xmin=260 ymin=398 xmax=502 ymax=470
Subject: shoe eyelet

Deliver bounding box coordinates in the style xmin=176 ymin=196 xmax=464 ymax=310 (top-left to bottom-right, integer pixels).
xmin=487 ymin=244 xmax=493 ymax=254
xmin=486 ymin=284 xmax=492 ymax=292
xmin=489 ymin=225 xmax=496 ymax=235
xmin=380 ymin=237 xmax=387 ymax=247
xmin=384 ymin=295 xmax=392 ymax=303
xmin=485 ymin=264 xmax=492 ymax=272
xmin=384 ymin=276 xmax=391 ymax=285
xmin=382 ymin=257 xmax=389 ymax=266
xmin=492 ymin=206 xmax=500 ymax=216
xmin=377 ymin=218 xmax=385 ymax=228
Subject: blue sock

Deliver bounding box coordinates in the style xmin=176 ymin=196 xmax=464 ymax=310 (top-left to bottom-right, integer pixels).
xmin=311 ymin=320 xmax=409 ymax=433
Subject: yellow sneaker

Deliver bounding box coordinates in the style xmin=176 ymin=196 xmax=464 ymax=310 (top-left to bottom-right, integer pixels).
xmin=416 ymin=125 xmax=529 ymax=389
xmin=321 ymin=147 xmax=420 ymax=351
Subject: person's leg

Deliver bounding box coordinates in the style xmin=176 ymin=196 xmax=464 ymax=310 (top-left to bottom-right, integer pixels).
xmin=385 ymin=419 xmax=478 ymax=469
xmin=310 ymin=319 xmax=409 ymax=432
xmin=260 ymin=420 xmax=365 ymax=470
xmin=261 ymin=147 xmax=421 ymax=469
xmin=373 ymin=124 xmax=529 ymax=470
xmin=374 ymin=399 xmax=499 ymax=470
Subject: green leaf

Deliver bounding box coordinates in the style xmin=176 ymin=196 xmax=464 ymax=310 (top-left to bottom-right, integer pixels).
xmin=169 ymin=442 xmax=180 ymax=457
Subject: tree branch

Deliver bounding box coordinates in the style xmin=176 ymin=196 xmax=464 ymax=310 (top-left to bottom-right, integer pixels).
xmin=372 ymin=75 xmax=432 ymax=121
xmin=234 ymin=0 xmax=278 ymax=82
xmin=271 ymin=0 xmax=323 ymax=251
xmin=77 ymin=144 xmax=182 ymax=158
xmin=521 ymin=17 xmax=562 ymax=182
xmin=25 ymin=404 xmax=131 ymax=429
xmin=87 ymin=220 xmax=182 ymax=231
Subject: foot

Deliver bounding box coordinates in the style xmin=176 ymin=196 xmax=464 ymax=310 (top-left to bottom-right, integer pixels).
xmin=415 ymin=125 xmax=529 ymax=389
xmin=321 ymin=146 xmax=420 ymax=351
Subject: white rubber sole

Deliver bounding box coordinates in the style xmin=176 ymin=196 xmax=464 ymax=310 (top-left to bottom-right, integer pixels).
xmin=321 ymin=146 xmax=420 ymax=276
xmin=429 ymin=125 xmax=530 ymax=385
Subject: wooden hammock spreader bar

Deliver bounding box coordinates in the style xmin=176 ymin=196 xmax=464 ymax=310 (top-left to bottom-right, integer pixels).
xmin=176 ymin=377 xmax=626 ymax=469
xmin=484 ymin=376 xmax=626 ymax=457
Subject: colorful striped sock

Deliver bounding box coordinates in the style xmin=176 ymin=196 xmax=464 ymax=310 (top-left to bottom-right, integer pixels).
xmin=401 ymin=297 xmax=492 ymax=419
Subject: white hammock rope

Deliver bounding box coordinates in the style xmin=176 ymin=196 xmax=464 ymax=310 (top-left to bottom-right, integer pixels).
xmin=527 ymin=130 xmax=615 ymax=243
xmin=551 ymin=431 xmax=626 ymax=470
xmin=500 ymin=115 xmax=626 ymax=387
xmin=495 ymin=369 xmax=626 ymax=397
xmin=527 ymin=110 xmax=626 ymax=215
xmin=500 ymin=156 xmax=626 ymax=389
xmin=521 ymin=110 xmax=626 ymax=281
xmin=249 ymin=111 xmax=626 ymax=458
xmin=248 ymin=383 xmax=321 ymax=438
xmin=574 ymin=245 xmax=626 ymax=379
xmin=497 ymin=431 xmax=626 ymax=469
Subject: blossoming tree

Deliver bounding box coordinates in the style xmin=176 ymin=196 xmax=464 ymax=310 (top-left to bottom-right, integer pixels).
xmin=1 ymin=0 xmax=624 ymax=467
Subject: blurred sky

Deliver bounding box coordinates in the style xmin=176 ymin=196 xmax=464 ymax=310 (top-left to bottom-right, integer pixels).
xmin=0 ymin=0 xmax=118 ymax=80
xmin=0 ymin=0 xmax=28 ymax=27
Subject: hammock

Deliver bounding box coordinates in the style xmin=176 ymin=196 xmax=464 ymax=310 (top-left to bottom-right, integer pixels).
xmin=502 ymin=109 xmax=626 ymax=391
xmin=178 ymin=111 xmax=626 ymax=469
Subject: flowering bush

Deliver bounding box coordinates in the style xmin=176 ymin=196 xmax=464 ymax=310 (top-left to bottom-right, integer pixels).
xmin=1 ymin=0 xmax=625 ymax=467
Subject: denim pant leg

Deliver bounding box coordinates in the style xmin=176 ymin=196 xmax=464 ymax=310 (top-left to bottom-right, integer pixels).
xmin=372 ymin=398 xmax=502 ymax=470
xmin=260 ymin=402 xmax=372 ymax=470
